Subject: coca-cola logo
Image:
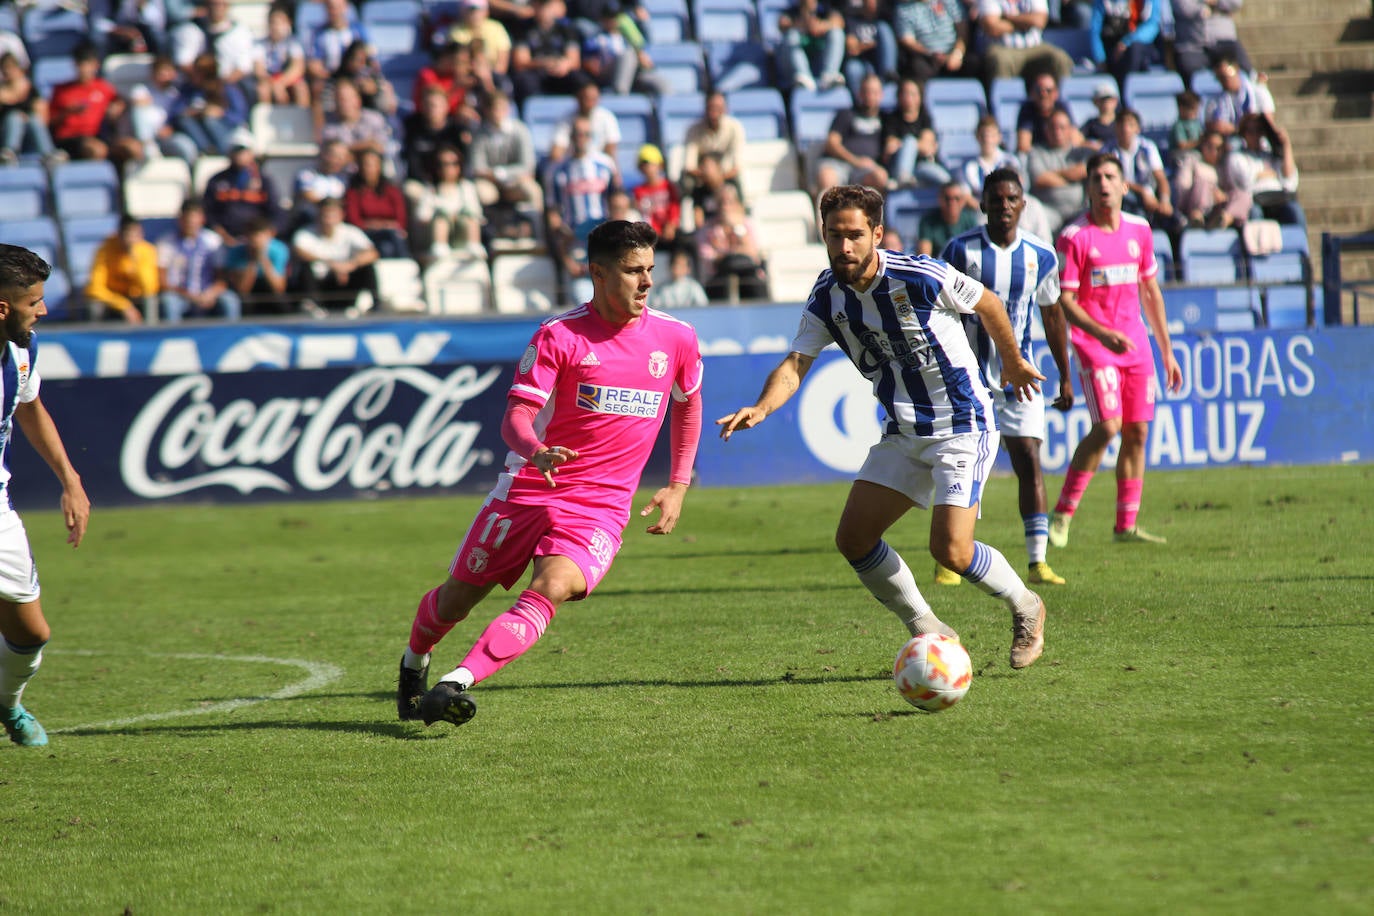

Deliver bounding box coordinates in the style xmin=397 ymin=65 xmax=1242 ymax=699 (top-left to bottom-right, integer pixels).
xmin=120 ymin=365 xmax=504 ymax=498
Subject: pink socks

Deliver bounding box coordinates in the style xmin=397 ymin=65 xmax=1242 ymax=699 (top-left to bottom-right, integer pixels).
xmin=1115 ymin=478 xmax=1144 ymax=533
xmin=408 ymin=587 xmax=459 ymax=656
xmin=457 ymin=590 xmax=557 ymax=686
xmin=1054 ymin=468 xmax=1094 ymax=517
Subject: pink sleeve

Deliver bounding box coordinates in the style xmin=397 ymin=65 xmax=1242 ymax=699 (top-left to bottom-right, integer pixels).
xmin=501 ymin=397 xmax=545 ymax=460
xmin=669 ymin=390 xmax=702 ymax=486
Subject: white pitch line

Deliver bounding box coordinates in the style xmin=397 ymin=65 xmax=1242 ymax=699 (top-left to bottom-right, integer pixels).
xmin=46 ymin=650 xmax=345 ymax=733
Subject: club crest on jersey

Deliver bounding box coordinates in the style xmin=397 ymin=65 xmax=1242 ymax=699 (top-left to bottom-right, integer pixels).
xmin=891 ymin=288 xmax=913 ymax=317
xmin=647 ymin=350 xmax=668 ymax=379
xmin=465 ymin=546 xmax=490 ymax=574
xmin=1127 ymin=239 xmax=1140 ymax=258
xmin=577 ymin=383 xmax=663 ymax=417
xmin=519 ymin=344 xmax=537 ymax=375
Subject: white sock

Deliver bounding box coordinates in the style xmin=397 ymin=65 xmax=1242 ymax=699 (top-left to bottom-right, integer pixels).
xmin=402 ymin=649 xmax=430 ymax=671
xmin=1024 ymin=513 xmax=1049 ymax=565
xmin=0 ymin=639 xmax=44 ymax=709
xmin=439 ymin=666 xmax=475 ymax=689
xmin=961 ymin=542 xmax=1035 ymax=611
xmin=850 ymin=540 xmax=939 ymax=636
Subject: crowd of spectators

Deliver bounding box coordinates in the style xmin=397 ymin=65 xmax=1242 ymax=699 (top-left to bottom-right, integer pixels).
xmin=0 ymin=0 xmax=1299 ymax=321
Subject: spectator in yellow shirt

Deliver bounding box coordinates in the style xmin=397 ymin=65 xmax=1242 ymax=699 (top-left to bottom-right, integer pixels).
xmin=85 ymin=215 xmax=159 ymax=323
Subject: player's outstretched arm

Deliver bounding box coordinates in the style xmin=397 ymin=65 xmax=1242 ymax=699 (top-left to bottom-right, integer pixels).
xmin=973 ymin=288 xmax=1044 ymax=401
xmin=716 ymin=351 xmax=814 ymax=440
xmin=1139 ymin=276 xmax=1183 ymax=393
xmin=14 ymin=397 xmax=90 ymax=548
xmin=1039 ymin=300 xmax=1075 ymax=411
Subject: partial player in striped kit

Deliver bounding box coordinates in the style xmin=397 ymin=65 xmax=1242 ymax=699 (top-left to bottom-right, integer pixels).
xmin=0 ymin=245 xmax=91 ymax=748
xmin=936 ymin=168 xmax=1073 ymax=587
xmin=718 ymin=185 xmax=1050 ymax=671
xmin=397 ymin=221 xmax=704 ymax=728
xmin=1049 ymin=152 xmax=1183 ymax=547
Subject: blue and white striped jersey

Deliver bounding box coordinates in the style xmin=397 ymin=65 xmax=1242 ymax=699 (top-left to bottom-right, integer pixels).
xmin=0 ymin=339 xmax=40 ymax=511
xmin=941 ymin=227 xmax=1059 ymax=394
xmin=791 ymin=249 xmax=994 ymax=438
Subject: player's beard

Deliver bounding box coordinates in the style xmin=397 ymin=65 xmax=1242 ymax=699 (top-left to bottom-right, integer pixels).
xmin=830 ymin=247 xmax=875 ymax=287
xmin=5 ymin=310 xmax=32 ymax=347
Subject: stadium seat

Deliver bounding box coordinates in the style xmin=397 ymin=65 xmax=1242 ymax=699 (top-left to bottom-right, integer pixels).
xmin=1061 ymin=75 xmax=1109 ymax=125
xmin=295 ymin=1 xmax=329 ymax=39
xmin=730 ymin=87 xmax=789 ymax=140
xmin=491 ymin=253 xmax=559 ymax=313
xmin=657 ymin=93 xmax=706 ymax=149
xmin=938 ymin=130 xmax=980 ymax=170
xmin=1 ymin=218 xmax=62 ymax=269
xmin=258 ymin=155 xmax=314 ymax=209
xmin=192 ymin=155 xmax=231 ymax=196
xmin=522 ymin=94 xmax=578 ymax=157
xmin=1190 ymin=70 xmax=1221 ymax=97
xmin=250 ymin=105 xmax=319 ymax=157
xmin=929 ymin=101 xmax=982 ymax=135
xmin=1042 ymin=27 xmax=1093 ymax=63
xmin=41 ymin=267 xmax=75 ymax=321
xmin=643 ymin=0 xmax=691 ymax=40
xmin=374 ymin=257 xmax=426 ymax=312
xmin=601 ymin=93 xmax=657 ymax=148
xmin=228 ymin=0 xmax=272 ymax=39
xmin=644 ymin=43 xmax=706 ymax=95
xmin=757 ymin=0 xmax=789 ymax=45
xmin=1133 ymin=94 xmax=1179 ymax=136
xmin=752 ymin=190 xmax=817 ymax=249
xmin=763 ymin=244 xmax=827 ymax=303
xmin=790 ymin=86 xmax=852 ymax=151
xmin=1152 ymin=229 xmax=1175 ymax=282
xmin=707 ymin=40 xmax=771 ymax=93
xmin=368 ymin=21 xmax=420 ymax=58
xmin=1215 ymin=287 xmax=1259 ymax=330
xmin=1180 ymin=228 xmax=1244 ymax=285
xmin=32 ymin=56 xmax=78 ymax=97
xmin=738 ymin=138 xmax=801 ymax=202
xmin=990 ymin=77 xmax=1027 ymax=114
xmin=22 ymin=8 xmax=87 ymax=59
xmin=0 ymin=163 xmax=49 ymax=196
xmin=51 ymin=160 xmax=120 ymax=219
xmin=0 ymin=188 xmax=45 ymax=221
xmin=884 ymin=186 xmax=940 ymax=247
xmin=363 ymin=0 xmax=423 ymax=25
xmin=647 ymin=13 xmax=685 ymax=45
xmin=1123 ymin=71 xmax=1185 ymax=110
xmin=122 ymin=158 xmax=192 ymax=219
xmin=102 ymin=53 xmax=155 ymax=99
xmin=424 ymin=257 xmax=492 ymax=315
xmin=924 ymin=78 xmax=988 ymax=115
xmin=692 ymin=0 xmax=757 ymax=43
xmin=1261 ymin=284 xmax=1311 ymax=328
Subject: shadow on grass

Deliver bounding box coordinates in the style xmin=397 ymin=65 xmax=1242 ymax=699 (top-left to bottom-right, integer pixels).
xmin=56 ymin=719 xmax=444 ymax=740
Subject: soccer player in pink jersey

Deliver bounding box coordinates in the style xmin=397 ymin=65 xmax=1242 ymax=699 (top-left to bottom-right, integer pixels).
xmin=1049 ymin=153 xmax=1183 ymax=547
xmin=396 ymin=220 xmax=704 ymax=728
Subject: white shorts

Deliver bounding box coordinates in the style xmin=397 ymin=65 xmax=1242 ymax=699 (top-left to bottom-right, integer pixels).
xmin=0 ymin=512 xmax=39 ymax=604
xmin=991 ymin=385 xmax=1047 ymax=440
xmin=856 ymin=431 xmax=1000 ymax=510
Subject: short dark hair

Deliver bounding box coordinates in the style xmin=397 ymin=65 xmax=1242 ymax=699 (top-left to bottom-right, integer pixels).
xmin=180 ymin=199 xmax=205 ymax=215
xmin=1177 ymin=89 xmax=1200 ymax=109
xmin=587 ymin=220 xmax=657 ymax=267
xmin=984 ymin=168 xmax=1023 ymax=193
xmin=119 ymin=213 xmax=141 ymax=232
xmin=1086 ymin=152 xmax=1124 ymax=178
xmin=246 ymin=215 xmax=277 ymax=235
xmin=0 ymin=245 xmax=51 ymax=294
xmin=1117 ymin=107 xmax=1141 ymax=127
xmin=819 ymin=184 xmax=884 ymax=231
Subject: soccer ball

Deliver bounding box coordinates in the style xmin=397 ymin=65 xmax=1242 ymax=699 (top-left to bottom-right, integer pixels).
xmin=893 ymin=633 xmax=972 ymax=712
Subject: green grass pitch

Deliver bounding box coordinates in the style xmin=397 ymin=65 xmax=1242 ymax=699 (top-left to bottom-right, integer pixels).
xmin=2 ymin=466 xmax=1372 ymax=913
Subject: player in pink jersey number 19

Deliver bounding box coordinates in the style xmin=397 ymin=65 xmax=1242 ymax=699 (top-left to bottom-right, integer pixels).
xmin=396 ymin=221 xmax=704 ymax=729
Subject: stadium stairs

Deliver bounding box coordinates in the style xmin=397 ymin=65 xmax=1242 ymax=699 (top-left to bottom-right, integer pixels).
xmin=1237 ymin=0 xmax=1374 ymax=323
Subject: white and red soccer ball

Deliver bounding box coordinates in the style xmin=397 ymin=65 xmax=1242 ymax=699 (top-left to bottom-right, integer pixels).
xmin=893 ymin=633 xmax=972 ymax=712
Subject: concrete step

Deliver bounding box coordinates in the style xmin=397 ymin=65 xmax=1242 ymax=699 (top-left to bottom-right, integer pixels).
xmin=1294 ymin=171 xmax=1374 ymax=204
xmin=1282 ymin=120 xmax=1374 ymax=148
xmin=1251 ymin=44 xmax=1374 ymax=72
xmin=1274 ymin=93 xmax=1374 ymax=125
xmin=1302 ymin=203 xmax=1374 ymax=233
xmin=1237 ymin=0 xmax=1371 ymax=23
xmin=1295 ymin=147 xmax=1374 ymax=172
xmin=1240 ymin=16 xmax=1374 ymax=52
xmin=1263 ymin=71 xmax=1374 ymax=107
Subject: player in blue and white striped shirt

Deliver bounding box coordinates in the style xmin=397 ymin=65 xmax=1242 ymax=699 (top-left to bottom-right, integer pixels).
xmin=719 ymin=185 xmax=1050 ymax=670
xmin=940 ymin=168 xmax=1073 ymax=587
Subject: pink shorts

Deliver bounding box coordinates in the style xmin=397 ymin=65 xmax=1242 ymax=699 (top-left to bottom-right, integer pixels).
xmin=1079 ymin=362 xmax=1156 ymax=425
xmin=449 ymin=497 xmax=624 ymax=597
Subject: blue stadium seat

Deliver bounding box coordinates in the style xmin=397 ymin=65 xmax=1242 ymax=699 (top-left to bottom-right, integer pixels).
xmin=1043 ymin=27 xmax=1093 ymax=62
xmin=51 ymin=160 xmax=120 ymax=215
xmin=990 ymin=77 xmax=1026 ymax=113
xmin=658 ymin=92 xmax=705 ymax=148
xmin=32 ymin=56 xmax=78 ymax=97
xmin=0 ymin=188 xmax=45 ymax=221
xmin=939 ymin=131 xmax=980 ymax=170
xmin=61 ymin=214 xmax=120 ymax=287
xmin=602 ymin=93 xmax=657 ymax=148
xmin=1180 ymin=227 xmax=1245 ymax=285
xmin=1062 ymin=75 xmax=1109 ymax=124
xmin=1152 ymin=229 xmax=1175 ymax=282
xmin=707 ymin=40 xmax=771 ymax=92
xmin=1248 ymin=249 xmax=1307 ymax=285
xmin=22 ymin=8 xmax=88 ymax=59
xmin=1133 ymin=94 xmax=1179 ymax=135
xmin=790 ymin=86 xmax=852 ymax=149
xmin=757 ymin=0 xmax=790 ymax=45
xmin=1216 ymin=287 xmax=1259 ymax=330
xmin=0 ymin=163 xmax=49 ymax=200
xmin=644 ymin=43 xmax=706 ymax=94
xmin=368 ymin=22 xmax=419 ymax=58
xmin=727 ymin=87 xmax=787 ymax=120
xmin=1190 ymin=70 xmax=1221 ymax=97
xmin=648 ymin=13 xmax=685 ymax=44
xmin=295 ymin=1 xmax=330 ymax=40
xmin=522 ymin=94 xmax=578 ymax=156
xmin=0 ymin=217 xmax=61 ymax=268
xmin=363 ymin=0 xmax=423 ymax=25
xmin=1124 ymin=70 xmax=1185 ymax=109
xmin=41 ymin=267 xmax=75 ymax=321
xmin=929 ymin=101 xmax=982 ymax=135
xmin=693 ymin=0 xmax=757 ymax=43
xmin=885 ymin=186 xmax=940 ymax=246
xmin=924 ymin=78 xmax=988 ymax=115
xmin=1262 ymin=285 xmax=1311 ymax=328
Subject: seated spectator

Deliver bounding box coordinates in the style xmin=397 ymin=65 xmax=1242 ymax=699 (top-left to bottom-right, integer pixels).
xmin=345 ymin=148 xmax=410 ymax=258
xmin=815 ymin=72 xmax=888 ymax=197
xmin=86 ymin=215 xmax=159 ymax=324
xmin=1101 ymin=106 xmax=1176 ymax=228
xmin=1089 ymin=0 xmax=1160 ymax=89
xmin=1025 ymin=107 xmax=1093 ymax=234
xmin=321 ymin=77 xmax=393 ymax=160
xmin=689 ymin=151 xmax=730 ymax=231
xmin=107 ymin=0 xmax=170 ymax=55
xmin=916 ymin=180 xmax=979 ymax=255
xmin=1171 ymin=0 xmax=1252 ymax=89
xmin=1174 ymin=129 xmax=1248 ymax=229
xmin=467 ymin=90 xmax=542 ymax=241
xmin=651 ymin=248 xmax=709 ymax=308
xmin=0 ymin=52 xmax=61 ymax=165
xmin=449 ymin=0 xmax=515 ymax=95
xmin=255 ymin=4 xmax=310 ymax=108
xmin=882 ymin=77 xmax=950 ymax=188
xmin=318 ymin=39 xmax=398 ymax=120
xmin=580 ymin=0 xmax=668 ymax=96
xmin=204 ymin=136 xmax=284 ymax=244
xmin=1016 ymin=71 xmax=1077 ymax=153
xmin=1203 ymin=56 xmax=1273 ymax=139
xmin=605 ymin=187 xmax=642 ymax=222
xmin=545 ymin=114 xmax=618 ymax=302
xmin=292 ymin=197 xmax=381 ymax=314
xmin=294 ymin=140 xmax=355 ymax=232
xmin=894 ymin=0 xmax=974 ymax=85
xmin=777 ymin=0 xmax=848 ymax=91
xmin=510 ymin=0 xmax=583 ymax=104
xmin=489 ymin=0 xmax=539 ymax=42
xmin=1080 ymin=79 xmax=1119 ymax=149
xmin=0 ymin=26 xmax=24 ymax=70
xmin=680 ymin=90 xmax=744 ymax=201
xmin=1169 ymin=89 xmax=1204 ymax=165
xmin=171 ymin=52 xmax=250 ymax=157
xmin=307 ymin=0 xmax=371 ymax=90
xmin=411 ymin=145 xmax=486 ymax=261
xmin=842 ymin=0 xmax=899 ymax=94
xmin=631 ymin=144 xmax=681 ymax=249
xmin=959 ymin=115 xmax=1022 ymax=200
xmin=548 ymin=76 xmax=620 ymax=162
xmin=979 ymin=0 xmax=1074 ymax=84
xmin=696 ymin=185 xmax=767 ymax=301
xmin=403 ymin=87 xmax=470 ymax=193
xmin=170 ymin=0 xmax=256 ymax=91
xmin=1232 ymin=112 xmax=1303 ymax=226
xmin=412 ymin=42 xmax=469 ymax=116
xmin=48 ymin=42 xmax=123 ymax=162
xmin=117 ymin=57 xmax=198 ymax=165
xmin=221 ymin=215 xmax=295 ymax=316
xmin=156 ymin=200 xmax=239 ymax=321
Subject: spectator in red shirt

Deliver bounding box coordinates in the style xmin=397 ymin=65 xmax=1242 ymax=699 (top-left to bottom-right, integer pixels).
xmin=631 ymin=144 xmax=681 ymax=250
xmin=344 ymin=147 xmax=409 ymax=258
xmin=412 ymin=42 xmax=467 ymax=116
xmin=48 ymin=42 xmax=124 ymax=161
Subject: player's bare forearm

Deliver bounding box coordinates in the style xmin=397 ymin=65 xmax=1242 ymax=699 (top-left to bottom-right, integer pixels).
xmin=1057 ymin=289 xmax=1133 ymax=354
xmin=716 ymin=351 xmax=813 ymax=440
xmin=1140 ymin=277 xmax=1184 ymax=392
xmin=974 ymin=290 xmax=1044 ymax=399
xmin=15 ymin=398 xmax=90 ymax=547
xmin=1039 ymin=301 xmax=1075 ymax=410
xmin=641 ymin=481 xmax=688 ymax=534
